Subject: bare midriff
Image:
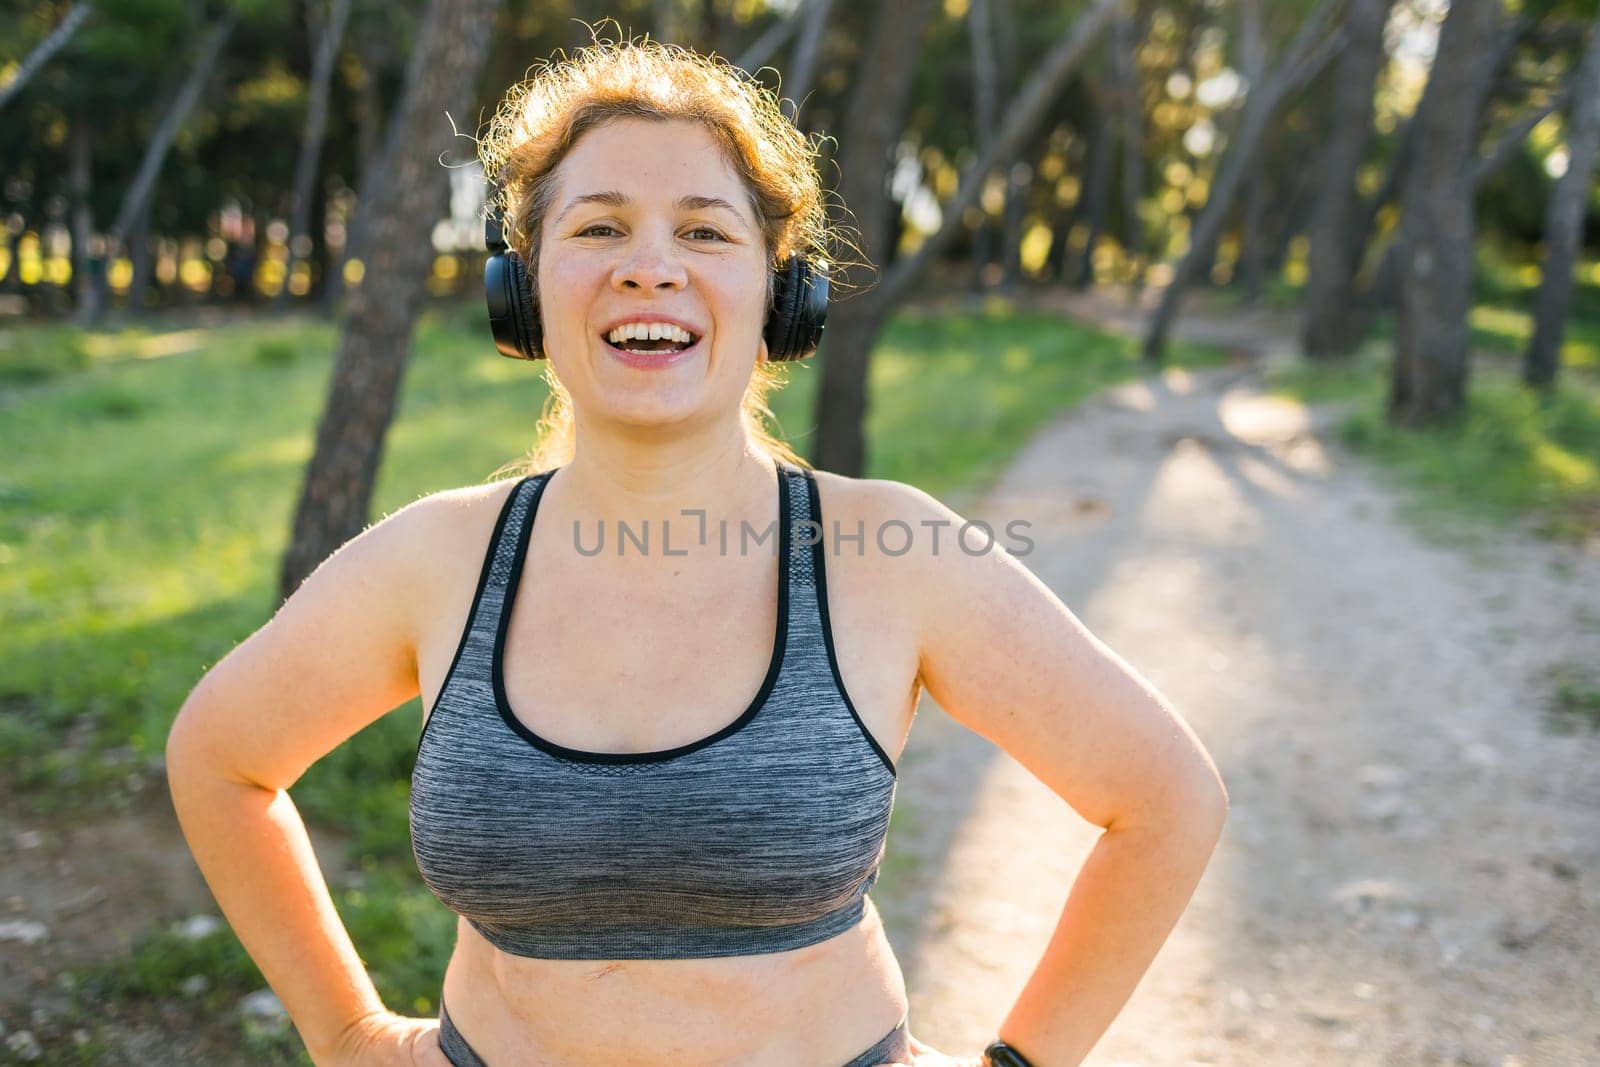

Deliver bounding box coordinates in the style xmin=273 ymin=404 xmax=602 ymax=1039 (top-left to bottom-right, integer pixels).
xmin=439 ymin=895 xmax=909 ymax=1066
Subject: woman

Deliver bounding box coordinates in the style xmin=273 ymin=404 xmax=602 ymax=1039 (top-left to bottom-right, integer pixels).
xmin=166 ymin=37 xmax=1227 ymax=1067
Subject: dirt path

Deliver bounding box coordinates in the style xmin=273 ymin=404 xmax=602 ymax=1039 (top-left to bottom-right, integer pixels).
xmin=873 ymin=299 xmax=1600 ymax=1064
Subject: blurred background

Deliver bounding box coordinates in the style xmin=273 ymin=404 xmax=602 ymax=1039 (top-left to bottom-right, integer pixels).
xmin=1 ymin=0 xmax=1597 ymax=1063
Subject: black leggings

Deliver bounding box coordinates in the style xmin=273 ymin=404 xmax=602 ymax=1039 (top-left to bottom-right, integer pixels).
xmin=437 ymin=994 xmax=913 ymax=1066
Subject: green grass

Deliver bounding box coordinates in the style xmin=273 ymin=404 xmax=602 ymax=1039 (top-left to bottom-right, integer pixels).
xmin=0 ymin=297 xmax=1227 ymax=1044
xmin=1542 ymin=659 xmax=1600 ymax=734
xmin=1214 ymin=245 xmax=1600 ymax=376
xmin=1262 ymin=337 xmax=1600 ymax=545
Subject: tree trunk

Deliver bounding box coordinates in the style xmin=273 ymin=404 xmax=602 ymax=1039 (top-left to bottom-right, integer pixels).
xmin=1390 ymin=0 xmax=1501 ymax=428
xmin=967 ymin=0 xmax=1000 ymax=290
xmin=1524 ymin=16 xmax=1600 ymax=390
xmin=1349 ymin=49 xmax=1569 ymax=340
xmin=124 ymin=198 xmax=154 ymax=316
xmin=995 ymin=0 xmax=1026 ymax=290
xmin=68 ymin=110 xmax=95 ymax=315
xmin=279 ymin=0 xmax=352 ymax=308
xmin=1264 ymin=160 xmax=1319 ymax=275
xmin=324 ymin=37 xmax=389 ymax=311
xmin=0 ymin=2 xmax=93 ymax=113
xmin=310 ymin=164 xmax=332 ymax=302
xmin=1046 ymin=172 xmax=1080 ymax=282
xmin=813 ymin=0 xmax=1118 ymax=475
xmin=652 ymin=0 xmax=691 ymax=44
xmin=812 ymin=0 xmax=937 ymax=477
xmin=1071 ymin=106 xmax=1113 ymax=289
xmin=1142 ymin=0 xmax=1343 ymax=363
xmin=1113 ymin=2 xmax=1145 ymax=290
xmin=1234 ymin=0 xmax=1268 ymax=304
xmin=1349 ymin=11 xmax=1524 ymax=342
xmin=1301 ymin=0 xmax=1389 ymax=358
xmin=778 ymin=0 xmax=834 ymax=126
xmin=279 ymin=0 xmax=503 ymax=601
xmin=77 ymin=8 xmax=239 ymax=326
xmin=1239 ymin=167 xmax=1266 ymax=303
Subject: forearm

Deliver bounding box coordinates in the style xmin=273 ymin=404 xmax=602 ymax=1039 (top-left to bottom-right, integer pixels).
xmin=996 ymin=801 xmax=1226 ymax=1066
xmin=166 ymin=753 xmax=386 ymax=1064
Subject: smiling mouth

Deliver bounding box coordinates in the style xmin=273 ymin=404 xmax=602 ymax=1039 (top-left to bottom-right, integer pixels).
xmin=601 ymin=328 xmax=702 ymax=355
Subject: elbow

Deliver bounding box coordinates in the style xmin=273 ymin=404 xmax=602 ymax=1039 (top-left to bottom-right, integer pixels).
xmin=164 ymin=689 xmax=225 ymax=789
xmin=1157 ymin=756 xmax=1229 ymax=846
xmin=1196 ymin=777 xmax=1228 ymax=851
xmin=165 ymin=695 xmax=202 ymax=767
xmin=1186 ymin=761 xmax=1229 ymax=845
xmin=164 ymin=705 xmax=202 ymax=796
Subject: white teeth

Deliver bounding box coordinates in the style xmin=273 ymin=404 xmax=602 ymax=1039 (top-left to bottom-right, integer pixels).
xmin=605 ymin=322 xmax=696 ymax=345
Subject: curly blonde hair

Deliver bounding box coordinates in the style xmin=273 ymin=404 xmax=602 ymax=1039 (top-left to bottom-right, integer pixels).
xmin=478 ymin=27 xmax=859 ymax=478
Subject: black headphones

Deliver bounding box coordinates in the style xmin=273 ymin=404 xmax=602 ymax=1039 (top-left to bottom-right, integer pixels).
xmin=484 ymin=190 xmax=828 ymax=362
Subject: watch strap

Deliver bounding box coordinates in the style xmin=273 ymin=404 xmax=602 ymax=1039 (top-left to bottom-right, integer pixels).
xmin=983 ymin=1040 xmax=1036 ymax=1067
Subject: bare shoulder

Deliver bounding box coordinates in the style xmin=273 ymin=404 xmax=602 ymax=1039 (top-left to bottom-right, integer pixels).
xmin=169 ymin=474 xmax=534 ymax=790
xmin=393 ymin=475 xmax=525 ymax=544
xmin=322 ymin=475 xmax=532 ymax=661
xmin=805 ymin=468 xmax=958 ymax=532
xmin=805 ymin=467 xmax=993 ymax=569
xmin=377 ymin=473 xmax=528 ymax=620
xmin=803 ymin=466 xmax=986 ymax=620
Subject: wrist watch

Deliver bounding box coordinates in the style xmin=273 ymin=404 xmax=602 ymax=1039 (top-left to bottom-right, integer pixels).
xmin=982 ymin=1040 xmax=1036 ymax=1067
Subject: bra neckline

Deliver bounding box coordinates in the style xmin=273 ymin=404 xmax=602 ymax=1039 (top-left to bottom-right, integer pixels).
xmin=489 ymin=461 xmax=794 ymax=765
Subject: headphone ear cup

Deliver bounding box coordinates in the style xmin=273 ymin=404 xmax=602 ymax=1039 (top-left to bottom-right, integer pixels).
xmin=505 ymin=250 xmax=544 ymax=359
xmin=484 ymin=199 xmax=544 ymax=360
xmin=764 ymin=255 xmax=828 ymax=361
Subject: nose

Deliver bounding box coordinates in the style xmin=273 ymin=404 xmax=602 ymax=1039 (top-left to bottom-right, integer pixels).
xmin=610 ymin=230 xmax=688 ymax=293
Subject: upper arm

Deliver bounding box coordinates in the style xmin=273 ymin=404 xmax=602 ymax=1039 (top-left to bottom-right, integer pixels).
xmin=885 ymin=481 xmax=1227 ymax=831
xmin=166 ymin=491 xmax=455 ymax=792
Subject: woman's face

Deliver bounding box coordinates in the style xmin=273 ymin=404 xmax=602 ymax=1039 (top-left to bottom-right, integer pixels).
xmin=535 ymin=116 xmax=770 ymax=431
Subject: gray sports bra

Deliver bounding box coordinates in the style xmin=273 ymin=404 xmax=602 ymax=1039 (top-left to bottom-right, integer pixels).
xmin=409 ymin=460 xmax=898 ymax=959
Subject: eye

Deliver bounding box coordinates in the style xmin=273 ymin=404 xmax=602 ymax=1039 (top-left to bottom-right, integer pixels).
xmin=685 ymin=226 xmax=728 ymax=242
xmin=576 ymin=223 xmax=619 ymax=237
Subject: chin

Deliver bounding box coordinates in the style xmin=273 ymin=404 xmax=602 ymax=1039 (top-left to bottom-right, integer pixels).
xmin=592 ymin=388 xmax=709 ymax=427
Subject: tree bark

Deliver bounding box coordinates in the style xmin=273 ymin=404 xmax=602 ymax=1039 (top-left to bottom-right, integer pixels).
xmin=68 ymin=109 xmax=95 ymax=315
xmin=77 ymin=8 xmax=239 ymax=326
xmin=967 ymin=0 xmax=1000 ymax=290
xmin=1113 ymin=2 xmax=1146 ymax=291
xmin=779 ymin=0 xmax=834 ymax=127
xmin=1236 ymin=0 xmax=1267 ymax=304
xmin=279 ymin=0 xmax=503 ymax=601
xmin=1525 ymin=15 xmax=1600 ymax=391
xmin=1263 ymin=160 xmax=1319 ymax=275
xmin=995 ymin=0 xmax=1026 ymax=290
xmin=811 ymin=0 xmax=937 ymax=477
xmin=0 ymin=2 xmax=93 ymax=113
xmin=1141 ymin=0 xmax=1344 ymax=363
xmin=124 ymin=197 xmax=154 ymax=316
xmin=1338 ymin=15 xmax=1556 ymax=347
xmin=652 ymin=0 xmax=691 ymax=45
xmin=324 ymin=32 xmax=392 ymax=311
xmin=1301 ymin=0 xmax=1389 ymax=358
xmin=1390 ymin=0 xmax=1502 ymax=428
xmin=1071 ymin=106 xmax=1114 ymax=289
xmin=813 ymin=0 xmax=1118 ymax=475
xmin=279 ymin=0 xmax=352 ymax=307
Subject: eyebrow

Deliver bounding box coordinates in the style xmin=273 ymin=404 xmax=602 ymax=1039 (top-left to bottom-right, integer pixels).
xmin=556 ymin=191 xmax=750 ymax=228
